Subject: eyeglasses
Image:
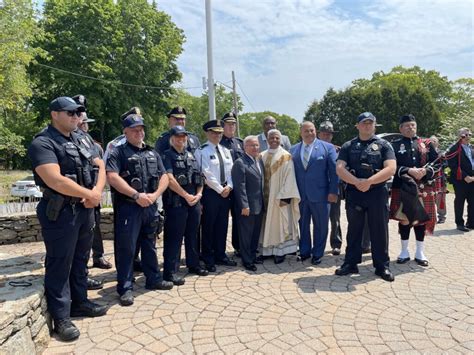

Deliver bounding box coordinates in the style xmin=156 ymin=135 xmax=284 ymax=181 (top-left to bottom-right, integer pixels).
xmin=460 ymin=133 xmax=472 ymax=138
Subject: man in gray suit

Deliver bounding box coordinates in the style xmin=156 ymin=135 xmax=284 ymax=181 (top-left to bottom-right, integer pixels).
xmin=258 ymin=115 xmax=291 ymax=151
xmin=231 ymin=136 xmax=265 ymax=271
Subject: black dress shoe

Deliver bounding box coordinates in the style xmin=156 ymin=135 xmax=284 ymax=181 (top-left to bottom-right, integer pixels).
xmin=54 ymin=318 xmax=80 ymax=341
xmin=205 ymin=264 xmax=216 ymax=272
xmin=311 ymin=257 xmax=322 ymax=265
xmin=396 ymin=257 xmax=410 ymax=264
xmin=87 ymin=278 xmax=103 ymax=290
xmin=457 ymin=225 xmax=469 ymax=232
xmin=92 ymin=257 xmax=112 ymax=269
xmin=335 ymin=264 xmax=359 ymax=276
xmin=164 ymin=274 xmax=185 ymax=286
xmin=244 ymin=263 xmax=257 ymax=272
xmin=274 ymin=255 xmax=285 ymax=264
xmin=70 ymin=300 xmax=108 ymax=318
xmin=188 ymin=266 xmax=209 ymax=276
xmin=119 ymin=290 xmax=134 ymax=306
xmin=415 ymin=258 xmax=429 ymax=267
xmin=332 ymin=248 xmax=341 ymax=256
xmin=375 ymin=268 xmax=395 ymax=282
xmin=298 ymin=254 xmax=311 ymax=261
xmin=216 ymin=258 xmax=237 ymax=266
xmin=146 ymin=280 xmax=174 ymax=290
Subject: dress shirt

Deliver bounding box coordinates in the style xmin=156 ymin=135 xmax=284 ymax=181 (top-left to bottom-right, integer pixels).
xmin=195 ymin=141 xmax=234 ymax=194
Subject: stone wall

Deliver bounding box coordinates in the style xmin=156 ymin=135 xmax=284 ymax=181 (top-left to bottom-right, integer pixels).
xmin=0 ymin=208 xmax=114 ymax=245
xmin=0 ymin=253 xmax=50 ymax=354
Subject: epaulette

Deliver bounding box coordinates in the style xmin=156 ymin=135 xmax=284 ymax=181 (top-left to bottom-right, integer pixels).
xmin=159 ymin=131 xmax=170 ymax=138
xmin=200 ymin=143 xmax=208 ymax=149
xmin=235 ymin=137 xmax=243 ymax=142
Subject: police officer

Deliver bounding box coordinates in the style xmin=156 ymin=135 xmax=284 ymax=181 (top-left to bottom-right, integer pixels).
xmin=220 ymin=112 xmax=244 ymax=257
xmin=390 ymin=114 xmax=438 ymax=267
xmin=195 ymin=120 xmax=237 ymax=272
xmin=73 ymin=95 xmax=113 ymax=274
xmin=155 ymin=106 xmax=200 ymax=155
xmin=335 ymin=112 xmax=396 ymax=282
xmin=28 ymin=96 xmax=108 ymax=341
xmin=106 ymin=113 xmax=173 ymax=307
xmin=162 ymin=126 xmax=209 ymax=284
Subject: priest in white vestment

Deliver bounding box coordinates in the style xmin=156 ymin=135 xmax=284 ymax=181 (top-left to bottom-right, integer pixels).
xmin=260 ymin=129 xmax=301 ymax=264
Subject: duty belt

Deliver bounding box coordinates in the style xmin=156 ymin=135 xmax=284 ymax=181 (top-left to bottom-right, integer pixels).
xmin=42 ymin=188 xmax=81 ymax=204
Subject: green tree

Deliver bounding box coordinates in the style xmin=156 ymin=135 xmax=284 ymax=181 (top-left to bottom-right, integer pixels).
xmin=238 ymin=111 xmax=300 ymax=144
xmin=32 ymin=0 xmax=184 ymax=145
xmin=0 ymin=0 xmax=44 ymax=168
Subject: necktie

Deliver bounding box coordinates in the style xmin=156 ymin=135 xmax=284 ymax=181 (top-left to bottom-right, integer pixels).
xmin=303 ymin=144 xmax=311 ymax=169
xmin=215 ymin=146 xmax=226 ymax=184
xmin=254 ymin=157 xmax=261 ymax=175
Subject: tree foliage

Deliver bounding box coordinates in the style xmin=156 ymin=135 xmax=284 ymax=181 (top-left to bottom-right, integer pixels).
xmin=32 ymin=0 xmax=185 ymax=145
xmin=0 ymin=0 xmax=44 ymax=168
xmin=238 ymin=111 xmax=300 ymax=144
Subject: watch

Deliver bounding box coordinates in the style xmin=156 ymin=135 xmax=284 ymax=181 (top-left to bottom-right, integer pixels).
xmin=132 ymin=192 xmax=140 ymax=201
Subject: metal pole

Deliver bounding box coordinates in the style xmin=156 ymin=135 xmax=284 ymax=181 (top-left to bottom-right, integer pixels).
xmin=205 ymin=0 xmax=216 ymax=121
xmin=232 ymin=70 xmax=240 ymax=137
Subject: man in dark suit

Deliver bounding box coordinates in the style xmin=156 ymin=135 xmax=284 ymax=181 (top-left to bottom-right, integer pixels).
xmin=291 ymin=121 xmax=339 ymax=265
xmin=258 ymin=115 xmax=291 ymax=151
xmin=231 ymin=135 xmax=265 ymax=271
xmin=446 ymin=127 xmax=474 ymax=231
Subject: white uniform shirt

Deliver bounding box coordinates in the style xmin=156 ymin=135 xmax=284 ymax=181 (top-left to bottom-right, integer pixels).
xmin=195 ymin=141 xmax=233 ymax=194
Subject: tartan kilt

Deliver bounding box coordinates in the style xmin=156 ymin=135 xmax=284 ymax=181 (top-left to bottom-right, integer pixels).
xmin=389 ymin=186 xmax=436 ymax=235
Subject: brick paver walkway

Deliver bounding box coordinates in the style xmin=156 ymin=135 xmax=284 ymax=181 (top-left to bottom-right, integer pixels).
xmin=2 ymin=194 xmax=473 ymax=354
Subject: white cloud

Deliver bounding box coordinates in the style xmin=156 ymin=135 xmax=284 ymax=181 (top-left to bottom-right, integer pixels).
xmin=158 ymin=0 xmax=473 ymax=120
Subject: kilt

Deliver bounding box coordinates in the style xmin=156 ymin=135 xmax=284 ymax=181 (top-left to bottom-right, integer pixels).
xmin=390 ymin=186 xmax=436 ymax=235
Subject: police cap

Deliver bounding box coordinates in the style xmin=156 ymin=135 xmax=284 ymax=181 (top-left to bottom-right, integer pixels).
xmin=120 ymin=107 xmax=141 ymax=121
xmin=399 ymin=114 xmax=416 ymax=125
xmin=72 ymin=94 xmax=87 ymax=109
xmin=222 ymin=112 xmax=237 ymax=123
xmin=319 ymin=120 xmax=337 ymax=133
xmin=49 ymin=96 xmax=85 ymax=113
xmin=169 ymin=125 xmax=189 ymax=136
xmin=81 ymin=113 xmax=95 ymax=123
xmin=202 ymin=120 xmax=224 ymax=133
xmin=357 ymin=112 xmax=376 ymax=123
xmin=168 ymin=106 xmax=187 ymax=119
xmin=122 ymin=114 xmax=145 ymax=128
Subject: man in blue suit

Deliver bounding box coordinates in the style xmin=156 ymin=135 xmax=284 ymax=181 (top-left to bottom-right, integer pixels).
xmin=291 ymin=121 xmax=339 ymax=265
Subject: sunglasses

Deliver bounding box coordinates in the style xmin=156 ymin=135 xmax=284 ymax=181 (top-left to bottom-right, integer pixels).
xmin=61 ymin=110 xmax=83 ymax=117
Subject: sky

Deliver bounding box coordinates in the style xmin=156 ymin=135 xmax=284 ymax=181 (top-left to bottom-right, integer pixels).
xmin=156 ymin=0 xmax=473 ymax=121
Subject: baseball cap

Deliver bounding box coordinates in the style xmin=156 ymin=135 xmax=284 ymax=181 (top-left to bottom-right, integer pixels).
xmin=49 ymin=96 xmax=85 ymax=112
xmin=122 ymin=114 xmax=145 ymax=128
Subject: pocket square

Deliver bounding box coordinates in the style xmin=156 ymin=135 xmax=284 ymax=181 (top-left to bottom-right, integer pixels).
xmin=317 ymin=156 xmax=324 ymax=160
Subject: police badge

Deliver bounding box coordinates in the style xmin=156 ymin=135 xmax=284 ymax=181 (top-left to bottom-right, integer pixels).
xmin=399 ymin=144 xmax=406 ymax=154
xmin=371 ymin=143 xmax=378 ymax=151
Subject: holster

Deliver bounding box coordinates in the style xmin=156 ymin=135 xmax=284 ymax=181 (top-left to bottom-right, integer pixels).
xmin=45 ymin=193 xmax=65 ymax=221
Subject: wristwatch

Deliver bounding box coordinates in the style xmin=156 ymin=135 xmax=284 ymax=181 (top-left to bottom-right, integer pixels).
xmin=131 ymin=192 xmax=140 ymax=201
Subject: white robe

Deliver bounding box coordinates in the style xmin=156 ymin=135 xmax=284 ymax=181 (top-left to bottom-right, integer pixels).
xmin=260 ymin=147 xmax=301 ymax=256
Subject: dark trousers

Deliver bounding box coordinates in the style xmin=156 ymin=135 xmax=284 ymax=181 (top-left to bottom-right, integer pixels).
xmin=344 ymin=186 xmax=390 ymax=270
xmin=237 ymin=211 xmax=263 ymax=265
xmin=453 ymin=181 xmax=474 ymax=227
xmin=91 ymin=206 xmax=104 ymax=259
xmin=229 ymin=192 xmax=240 ymax=252
xmin=114 ymin=202 xmax=161 ymax=295
xmin=37 ymin=200 xmax=94 ymax=320
xmin=201 ymin=188 xmax=230 ymax=266
xmin=163 ymin=203 xmax=201 ymax=276
xmin=329 ymin=198 xmax=342 ymax=249
xmin=299 ymin=200 xmax=330 ymax=259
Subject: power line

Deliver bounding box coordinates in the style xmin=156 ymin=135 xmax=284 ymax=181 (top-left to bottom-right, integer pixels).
xmin=35 ymin=63 xmax=202 ymax=91
xmin=236 ymin=80 xmax=257 ymax=112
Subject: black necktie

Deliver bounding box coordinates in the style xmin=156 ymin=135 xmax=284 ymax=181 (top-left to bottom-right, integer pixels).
xmin=216 ymin=146 xmax=225 ymax=184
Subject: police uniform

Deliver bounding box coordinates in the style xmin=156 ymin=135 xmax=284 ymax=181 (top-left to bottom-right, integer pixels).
xmin=390 ymin=114 xmax=438 ymax=266
xmin=219 ymin=112 xmax=244 ymax=255
xmin=336 ymin=112 xmax=396 ymax=280
xmin=162 ymin=126 xmax=208 ymax=282
xmin=194 ymin=120 xmax=236 ymax=271
xmin=106 ymin=115 xmax=172 ymax=304
xmin=28 ymin=96 xmax=107 ymax=341
xmin=155 ymin=106 xmax=200 ymax=155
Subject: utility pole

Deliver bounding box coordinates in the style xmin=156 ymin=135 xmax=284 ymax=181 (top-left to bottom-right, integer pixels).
xmin=205 ymin=0 xmax=216 ymax=121
xmin=231 ymin=71 xmax=240 ymax=137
